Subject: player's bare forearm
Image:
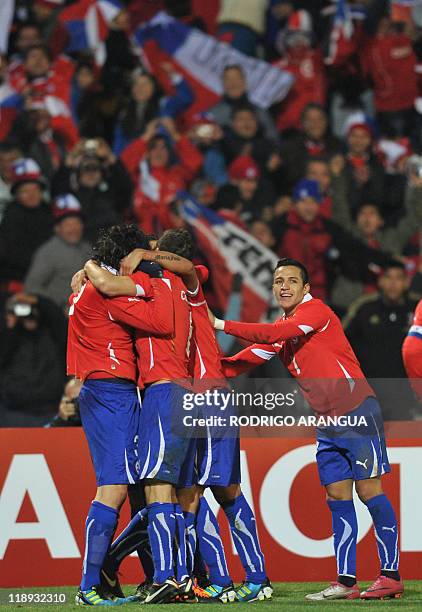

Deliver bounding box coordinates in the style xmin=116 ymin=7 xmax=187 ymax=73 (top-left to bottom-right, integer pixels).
xmin=84 ymin=260 xmax=137 ymax=297
xmin=120 ymin=248 xmax=198 ymax=291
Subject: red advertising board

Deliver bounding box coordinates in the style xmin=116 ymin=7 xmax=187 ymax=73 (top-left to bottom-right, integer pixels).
xmin=0 ymin=428 xmax=421 ymax=587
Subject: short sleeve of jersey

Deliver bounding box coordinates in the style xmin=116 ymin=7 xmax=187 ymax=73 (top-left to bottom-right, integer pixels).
xmin=289 ymin=300 xmax=331 ymax=336
xmin=130 ymin=271 xmax=153 ymax=298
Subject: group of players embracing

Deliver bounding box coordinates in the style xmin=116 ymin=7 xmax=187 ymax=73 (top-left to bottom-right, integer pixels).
xmin=68 ymin=224 xmax=272 ymax=606
xmin=68 ymin=223 xmax=404 ymax=605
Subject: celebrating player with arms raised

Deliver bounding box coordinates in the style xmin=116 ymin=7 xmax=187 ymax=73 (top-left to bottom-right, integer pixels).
xmin=213 ymin=257 xmax=403 ymax=601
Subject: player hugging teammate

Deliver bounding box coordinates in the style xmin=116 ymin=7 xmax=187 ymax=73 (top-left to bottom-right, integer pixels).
xmin=68 ymin=226 xmax=271 ymax=605
xmin=68 ymin=228 xmax=402 ymax=605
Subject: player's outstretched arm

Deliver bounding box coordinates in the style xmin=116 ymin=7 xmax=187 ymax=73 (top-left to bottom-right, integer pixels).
xmin=213 ymin=318 xmax=300 ymax=344
xmin=84 ymin=260 xmax=152 ymax=297
xmin=221 ymin=344 xmax=277 ymax=378
xmin=120 ymin=248 xmax=199 ymax=291
xmin=214 ymin=307 xmax=328 ymax=344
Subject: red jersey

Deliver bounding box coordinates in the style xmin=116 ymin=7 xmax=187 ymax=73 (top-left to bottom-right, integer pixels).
xmin=8 ymin=55 xmax=75 ymax=106
xmin=121 ymin=136 xmax=203 ymax=234
xmin=274 ymin=47 xmax=326 ymax=133
xmin=187 ymin=266 xmax=227 ymax=389
xmin=221 ymin=294 xmax=373 ymax=415
xmin=402 ymin=300 xmax=422 ymax=395
xmin=67 ymin=273 xmax=174 ymax=383
xmin=136 ymin=272 xmax=192 ymax=386
xmin=360 ymin=33 xmax=418 ymax=112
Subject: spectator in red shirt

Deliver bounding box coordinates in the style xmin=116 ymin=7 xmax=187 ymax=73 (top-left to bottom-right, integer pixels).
xmin=121 ymin=117 xmax=203 ymax=234
xmin=9 ymin=44 xmax=74 ymax=109
xmin=273 ymin=10 xmax=327 ymax=133
xmin=361 ymin=16 xmax=418 ymax=137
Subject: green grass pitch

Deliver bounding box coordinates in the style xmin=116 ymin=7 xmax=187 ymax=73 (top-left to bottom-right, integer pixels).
xmin=0 ymin=582 xmax=421 ymax=611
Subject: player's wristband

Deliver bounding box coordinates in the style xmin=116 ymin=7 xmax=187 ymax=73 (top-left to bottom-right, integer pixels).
xmin=214 ymin=318 xmax=225 ymax=331
xmin=186 ymin=283 xmax=200 ymax=297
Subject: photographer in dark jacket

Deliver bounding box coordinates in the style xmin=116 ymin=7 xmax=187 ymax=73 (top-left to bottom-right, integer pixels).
xmin=0 ymin=292 xmax=67 ymax=426
xmin=45 ymin=377 xmax=82 ymax=427
xmin=51 ymin=138 xmax=133 ymax=242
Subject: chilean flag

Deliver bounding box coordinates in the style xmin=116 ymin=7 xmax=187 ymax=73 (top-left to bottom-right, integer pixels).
xmin=134 ymin=12 xmax=294 ymax=117
xmin=59 ymin=0 xmax=122 ymax=64
xmin=180 ymin=193 xmax=279 ymax=329
xmin=325 ymin=0 xmax=363 ymax=66
xmin=0 ymin=83 xmax=23 ymax=139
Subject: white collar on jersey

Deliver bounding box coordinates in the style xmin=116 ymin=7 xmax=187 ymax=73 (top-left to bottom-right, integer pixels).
xmin=101 ymin=264 xmax=118 ymax=275
xmin=300 ymin=293 xmax=313 ymax=304
xmin=281 ymin=293 xmax=313 ymax=319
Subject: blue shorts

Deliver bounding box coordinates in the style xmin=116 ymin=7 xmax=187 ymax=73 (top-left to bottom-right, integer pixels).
xmin=196 ymin=436 xmax=241 ymax=487
xmin=195 ymin=389 xmax=241 ymax=487
xmin=79 ymin=379 xmax=141 ymax=487
xmin=316 ymin=397 xmax=391 ymax=486
xmin=138 ymin=383 xmax=196 ymax=486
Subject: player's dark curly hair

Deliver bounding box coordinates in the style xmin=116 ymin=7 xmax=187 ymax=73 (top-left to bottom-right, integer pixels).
xmin=157 ymin=229 xmax=195 ymax=260
xmin=274 ymin=258 xmax=309 ymax=285
xmin=92 ymin=224 xmax=150 ymax=270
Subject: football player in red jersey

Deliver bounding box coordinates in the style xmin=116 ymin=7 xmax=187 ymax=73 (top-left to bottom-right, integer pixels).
xmin=402 ymin=298 xmax=422 ymax=404
xmin=67 ymin=224 xmax=174 ymax=606
xmin=83 ymin=236 xmax=198 ymax=604
xmin=212 ymin=258 xmax=403 ymax=601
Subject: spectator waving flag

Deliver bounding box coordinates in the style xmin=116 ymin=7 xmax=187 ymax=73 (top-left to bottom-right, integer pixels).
xmin=180 ymin=193 xmax=279 ymax=326
xmin=59 ymin=0 xmax=122 ymax=65
xmin=134 ymin=12 xmax=294 ymax=114
xmin=325 ymin=0 xmax=364 ymax=66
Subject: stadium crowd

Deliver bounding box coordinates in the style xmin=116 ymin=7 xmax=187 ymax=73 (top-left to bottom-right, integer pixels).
xmin=1 ymin=0 xmax=422 ymax=425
